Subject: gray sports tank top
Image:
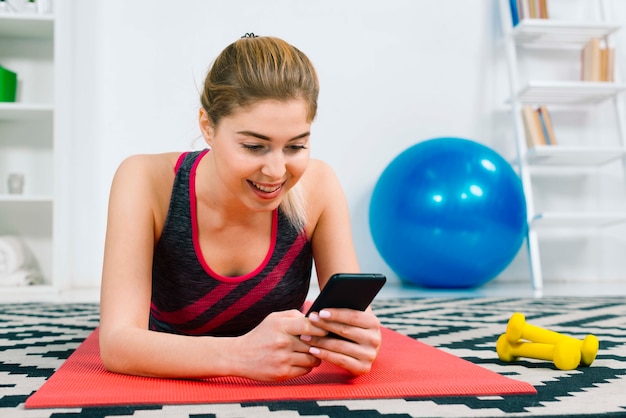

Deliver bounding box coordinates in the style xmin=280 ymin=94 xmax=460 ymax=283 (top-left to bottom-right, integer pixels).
xmin=149 ymin=150 xmax=313 ymax=336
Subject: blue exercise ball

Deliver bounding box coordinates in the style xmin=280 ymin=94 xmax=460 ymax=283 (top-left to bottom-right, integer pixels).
xmin=369 ymin=137 xmax=527 ymax=288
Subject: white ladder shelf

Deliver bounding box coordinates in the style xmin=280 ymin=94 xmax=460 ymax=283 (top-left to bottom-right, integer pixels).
xmin=498 ymin=0 xmax=626 ymax=290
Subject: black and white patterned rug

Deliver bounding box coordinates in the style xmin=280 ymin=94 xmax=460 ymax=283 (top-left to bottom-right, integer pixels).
xmin=1 ymin=297 xmax=625 ymax=417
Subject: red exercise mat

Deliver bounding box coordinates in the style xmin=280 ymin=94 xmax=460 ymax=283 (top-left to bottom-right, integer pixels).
xmin=25 ymin=327 xmax=535 ymax=408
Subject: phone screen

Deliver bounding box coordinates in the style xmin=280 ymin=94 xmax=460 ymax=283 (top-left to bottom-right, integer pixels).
xmin=306 ymin=273 xmax=386 ymax=316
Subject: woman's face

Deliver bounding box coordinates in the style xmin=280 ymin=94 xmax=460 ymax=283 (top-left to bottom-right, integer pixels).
xmin=200 ymin=99 xmax=311 ymax=212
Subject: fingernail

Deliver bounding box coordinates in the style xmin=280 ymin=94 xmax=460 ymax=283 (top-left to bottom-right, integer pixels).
xmin=319 ymin=310 xmax=331 ymax=319
xmin=300 ymin=334 xmax=312 ymax=342
xmin=309 ymin=347 xmax=321 ymax=355
xmin=309 ymin=313 xmax=319 ymax=322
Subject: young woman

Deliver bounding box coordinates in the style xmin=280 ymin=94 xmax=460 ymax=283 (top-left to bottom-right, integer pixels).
xmin=99 ymin=34 xmax=382 ymax=382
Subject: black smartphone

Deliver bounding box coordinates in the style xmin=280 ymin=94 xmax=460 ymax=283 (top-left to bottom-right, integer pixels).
xmin=306 ymin=273 xmax=387 ymax=316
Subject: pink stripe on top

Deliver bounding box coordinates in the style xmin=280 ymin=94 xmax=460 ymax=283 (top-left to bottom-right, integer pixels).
xmin=188 ymin=149 xmax=278 ymax=284
xmin=174 ymin=152 xmax=189 ymax=173
xmin=184 ymin=233 xmax=308 ymax=335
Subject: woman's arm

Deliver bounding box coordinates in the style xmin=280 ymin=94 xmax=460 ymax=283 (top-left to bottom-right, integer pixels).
xmin=305 ymin=161 xmax=360 ymax=286
xmin=303 ymin=160 xmax=382 ymax=375
xmin=99 ymin=154 xmax=323 ymax=381
xmin=99 ymin=154 xmax=232 ymax=378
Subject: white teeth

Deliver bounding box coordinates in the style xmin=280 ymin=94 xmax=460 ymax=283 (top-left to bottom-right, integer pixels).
xmin=251 ymin=181 xmax=281 ymax=193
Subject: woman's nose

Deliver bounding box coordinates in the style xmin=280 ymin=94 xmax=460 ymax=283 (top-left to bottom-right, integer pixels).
xmin=261 ymin=151 xmax=287 ymax=180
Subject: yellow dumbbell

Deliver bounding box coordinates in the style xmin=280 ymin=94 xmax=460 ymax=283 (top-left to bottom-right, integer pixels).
xmin=496 ymin=334 xmax=581 ymax=370
xmin=506 ymin=312 xmax=599 ymax=367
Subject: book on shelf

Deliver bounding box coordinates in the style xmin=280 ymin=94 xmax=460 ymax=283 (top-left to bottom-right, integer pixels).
xmin=521 ymin=105 xmax=544 ymax=148
xmin=537 ymin=105 xmax=557 ymax=145
xmin=521 ymin=105 xmax=557 ymax=148
xmin=581 ymin=38 xmax=615 ymax=82
xmin=537 ymin=0 xmax=548 ymax=19
xmin=527 ymin=0 xmax=537 ymax=20
xmin=605 ymin=47 xmax=615 ymax=82
xmin=509 ymin=0 xmax=520 ymax=26
xmin=519 ymin=0 xmax=530 ymax=21
xmin=509 ymin=0 xmax=549 ymax=26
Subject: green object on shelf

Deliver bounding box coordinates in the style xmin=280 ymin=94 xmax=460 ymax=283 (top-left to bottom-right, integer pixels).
xmin=0 ymin=66 xmax=18 ymax=102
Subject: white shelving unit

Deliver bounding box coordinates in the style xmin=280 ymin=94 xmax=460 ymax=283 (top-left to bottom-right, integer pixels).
xmin=531 ymin=212 xmax=626 ymax=229
xmin=0 ymin=8 xmax=71 ymax=296
xmin=526 ymin=146 xmax=626 ymax=166
xmin=516 ymin=81 xmax=626 ymax=104
xmin=510 ymin=19 xmax=621 ymax=47
xmin=0 ymin=13 xmax=54 ymax=37
xmin=499 ymin=0 xmax=626 ymax=290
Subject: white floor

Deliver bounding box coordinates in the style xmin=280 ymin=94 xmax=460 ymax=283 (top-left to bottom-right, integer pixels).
xmin=1 ymin=279 xmax=625 ymax=304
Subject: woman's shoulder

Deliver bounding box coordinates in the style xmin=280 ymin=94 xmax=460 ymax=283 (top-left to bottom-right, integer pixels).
xmin=109 ymin=152 xmax=186 ymax=229
xmin=301 ymin=159 xmax=340 ymax=194
xmin=111 ymin=152 xmax=185 ymax=199
xmin=112 ymin=152 xmax=184 ymax=185
xmin=302 ymin=158 xmax=336 ymax=181
xmin=116 ymin=152 xmax=182 ymax=174
xmin=301 ymin=159 xmax=345 ymax=212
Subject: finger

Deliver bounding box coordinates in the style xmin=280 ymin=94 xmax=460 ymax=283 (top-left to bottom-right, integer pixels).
xmin=283 ymin=316 xmax=327 ymax=339
xmin=293 ymin=336 xmax=319 ymax=353
xmin=313 ymin=333 xmax=373 ymax=359
xmin=309 ymin=309 xmax=381 ymax=344
xmin=308 ymin=346 xmax=374 ymax=376
xmin=266 ymin=363 xmax=318 ymax=381
xmin=284 ymin=365 xmax=317 ymax=380
xmin=274 ymin=309 xmax=307 ymax=319
xmin=285 ymin=308 xmax=308 ymax=318
xmin=308 ymin=313 xmax=364 ymax=343
xmin=320 ymin=308 xmax=379 ymax=329
xmin=292 ymin=352 xmax=322 ymax=369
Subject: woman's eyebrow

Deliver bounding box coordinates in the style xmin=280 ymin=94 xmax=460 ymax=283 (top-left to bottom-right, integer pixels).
xmin=237 ymin=131 xmax=310 ymax=141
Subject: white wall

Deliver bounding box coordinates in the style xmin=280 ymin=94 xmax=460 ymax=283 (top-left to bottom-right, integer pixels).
xmin=66 ymin=0 xmax=626 ymax=289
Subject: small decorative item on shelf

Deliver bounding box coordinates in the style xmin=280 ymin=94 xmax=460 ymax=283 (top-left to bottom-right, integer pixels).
xmin=0 ymin=66 xmax=17 ymax=103
xmin=7 ymin=173 xmax=25 ymax=194
xmin=521 ymin=105 xmax=557 ymax=148
xmin=581 ymin=38 xmax=615 ymax=82
xmin=0 ymin=235 xmax=44 ymax=286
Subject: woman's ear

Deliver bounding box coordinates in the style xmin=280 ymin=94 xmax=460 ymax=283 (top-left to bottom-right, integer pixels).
xmin=199 ymin=109 xmax=215 ymax=146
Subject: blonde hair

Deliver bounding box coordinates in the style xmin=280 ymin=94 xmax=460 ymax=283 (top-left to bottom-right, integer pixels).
xmin=200 ymin=35 xmax=318 ymax=230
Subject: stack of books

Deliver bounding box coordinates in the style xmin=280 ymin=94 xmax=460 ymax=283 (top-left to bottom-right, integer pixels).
xmin=509 ymin=0 xmax=549 ymax=26
xmin=521 ymin=105 xmax=557 ymax=148
xmin=581 ymin=38 xmax=615 ymax=82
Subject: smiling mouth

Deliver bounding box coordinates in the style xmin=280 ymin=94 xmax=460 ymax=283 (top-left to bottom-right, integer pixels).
xmin=249 ymin=180 xmax=283 ymax=193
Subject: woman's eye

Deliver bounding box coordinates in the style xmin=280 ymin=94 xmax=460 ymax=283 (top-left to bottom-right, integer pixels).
xmin=286 ymin=145 xmax=308 ymax=153
xmin=242 ymin=144 xmax=265 ymax=153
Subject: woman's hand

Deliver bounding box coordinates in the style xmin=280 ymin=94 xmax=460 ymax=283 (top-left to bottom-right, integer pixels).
xmin=303 ymin=308 xmax=382 ymax=375
xmin=230 ymin=310 xmax=327 ymax=381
